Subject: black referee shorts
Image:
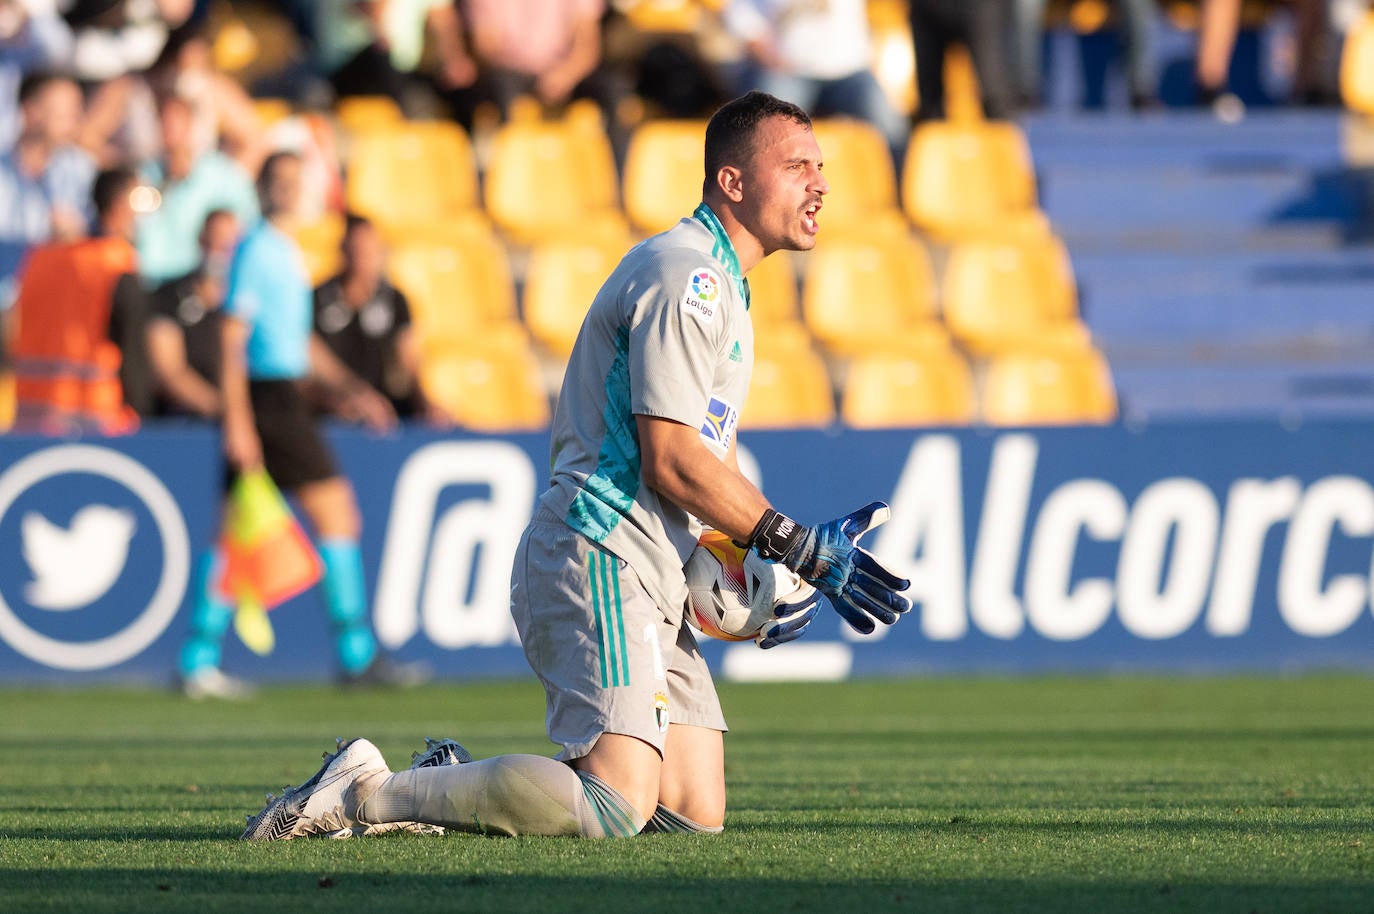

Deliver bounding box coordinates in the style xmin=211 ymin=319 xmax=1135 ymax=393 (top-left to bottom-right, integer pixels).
xmin=225 ymin=379 xmax=339 ymax=491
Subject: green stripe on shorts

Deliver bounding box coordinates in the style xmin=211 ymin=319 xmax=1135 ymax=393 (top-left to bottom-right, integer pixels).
xmin=588 ymin=551 xmax=629 ymax=689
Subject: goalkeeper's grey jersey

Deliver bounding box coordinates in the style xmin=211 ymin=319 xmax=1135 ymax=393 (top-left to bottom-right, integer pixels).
xmin=538 ymin=203 xmax=755 ymax=619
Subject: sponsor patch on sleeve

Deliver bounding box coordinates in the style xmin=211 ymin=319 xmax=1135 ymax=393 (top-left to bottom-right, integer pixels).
xmin=680 ymin=268 xmax=722 ymax=324
xmin=699 ymin=395 xmax=739 ymax=450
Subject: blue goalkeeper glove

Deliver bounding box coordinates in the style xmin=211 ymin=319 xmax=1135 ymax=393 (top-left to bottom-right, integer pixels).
xmin=744 ymin=502 xmax=911 ymax=635
xmin=755 ymin=583 xmax=823 ymax=650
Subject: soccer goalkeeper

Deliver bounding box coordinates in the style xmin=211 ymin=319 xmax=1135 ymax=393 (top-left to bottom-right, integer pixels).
xmin=242 ymin=91 xmax=912 ymax=841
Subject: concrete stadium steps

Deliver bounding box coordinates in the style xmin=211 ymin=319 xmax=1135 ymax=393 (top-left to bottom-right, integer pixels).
xmin=1109 ymin=359 xmax=1374 ymax=422
xmin=1074 ymin=249 xmax=1374 ymax=347
xmin=1019 ymin=110 xmax=1374 ymax=419
xmin=1028 ymin=113 xmax=1372 ymax=247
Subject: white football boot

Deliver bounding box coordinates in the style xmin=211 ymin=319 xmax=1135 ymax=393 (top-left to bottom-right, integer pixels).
xmin=240 ymin=738 xmax=392 ymax=840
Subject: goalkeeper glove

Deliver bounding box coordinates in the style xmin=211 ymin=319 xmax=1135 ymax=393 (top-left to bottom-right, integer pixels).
xmin=755 ymin=581 xmax=822 ymax=650
xmin=744 ymin=502 xmax=911 ymax=635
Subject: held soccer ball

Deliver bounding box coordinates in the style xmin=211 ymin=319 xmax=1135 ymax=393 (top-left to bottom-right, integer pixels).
xmin=684 ymin=530 xmax=812 ymax=641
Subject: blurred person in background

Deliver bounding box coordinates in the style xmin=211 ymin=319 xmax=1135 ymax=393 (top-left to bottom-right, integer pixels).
xmin=908 ymin=0 xmax=1016 ymax=121
xmin=444 ymin=0 xmax=624 ymax=129
xmin=82 ymin=29 xmax=268 ymax=173
xmin=9 ymin=166 xmax=148 ymax=433
xmin=312 ymin=213 xmax=444 ymax=424
xmin=1012 ymin=0 xmax=1158 ymax=110
xmin=186 ymin=150 xmax=421 ymax=699
xmin=1195 ymin=0 xmax=1335 ymax=119
xmin=61 ymin=0 xmax=192 ymax=84
xmin=136 ymin=91 xmax=257 ymax=285
xmin=0 ymin=71 xmax=94 ymax=312
xmin=0 ymin=0 xmax=73 ymax=150
xmin=722 ymin=0 xmax=907 ymax=163
xmin=314 ymin=0 xmax=470 ymax=111
xmin=145 ymin=206 xmax=237 ymax=419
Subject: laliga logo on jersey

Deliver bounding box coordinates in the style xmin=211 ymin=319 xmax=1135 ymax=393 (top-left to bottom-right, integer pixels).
xmin=373 ymin=441 xmax=536 ymax=650
xmin=0 ymin=445 xmax=189 ymax=670
xmin=680 ymin=269 xmax=721 ymax=324
xmin=690 ymin=270 xmax=719 ymax=302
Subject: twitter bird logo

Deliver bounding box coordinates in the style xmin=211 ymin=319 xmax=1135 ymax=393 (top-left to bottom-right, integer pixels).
xmin=22 ymin=506 xmax=137 ymax=610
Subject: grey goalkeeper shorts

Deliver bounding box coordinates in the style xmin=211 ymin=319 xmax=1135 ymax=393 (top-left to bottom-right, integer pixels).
xmin=510 ymin=507 xmax=727 ymax=761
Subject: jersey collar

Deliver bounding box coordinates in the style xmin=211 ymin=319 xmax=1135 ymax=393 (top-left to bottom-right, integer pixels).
xmin=693 ymin=203 xmax=750 ymax=310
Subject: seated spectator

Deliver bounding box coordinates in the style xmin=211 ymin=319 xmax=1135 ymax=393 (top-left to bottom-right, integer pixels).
xmin=0 ymin=71 xmax=94 ymax=309
xmin=722 ymin=0 xmax=907 ymax=161
xmin=312 ymin=213 xmax=442 ymax=423
xmin=83 ymin=30 xmax=269 ymax=174
xmin=9 ymin=166 xmax=147 ymax=433
xmin=146 ymin=206 xmax=239 ymax=418
xmin=0 ymin=0 xmax=73 ymax=150
xmin=135 ymin=91 xmax=257 ymax=285
xmin=908 ymin=0 xmax=1015 ymax=121
xmin=445 ymin=0 xmax=623 ymax=128
xmin=313 ymin=0 xmax=470 ymax=111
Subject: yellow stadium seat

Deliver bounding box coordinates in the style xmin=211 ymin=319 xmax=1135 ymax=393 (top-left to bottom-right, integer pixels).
xmin=809 ymin=119 xmax=907 ymax=238
xmin=801 ymin=234 xmax=944 ymax=354
xmin=941 ymin=232 xmax=1087 ymax=355
xmin=902 ymin=121 xmax=1044 ymax=241
xmin=622 ymin=120 xmax=707 ymax=235
xmin=1342 ymin=12 xmax=1374 ymax=114
xmin=524 ymin=233 xmax=633 ymax=356
xmin=420 ymin=331 xmax=550 ymax=432
xmin=842 ymin=349 xmax=976 ymax=429
xmin=623 ymin=0 xmax=706 ymax=33
xmin=484 ymin=115 xmax=626 ymax=244
xmin=335 ymin=95 xmax=404 ymax=134
xmin=290 ymin=213 xmax=345 ymax=285
xmin=868 ymin=0 xmax=917 ymax=117
xmin=251 ymin=97 xmax=293 ymax=127
xmin=345 ymin=121 xmax=482 ymax=237
xmin=388 ymin=232 xmax=517 ymax=347
xmin=747 ymin=251 xmax=800 ymax=326
xmin=0 ymin=371 xmax=14 ymax=432
xmin=744 ymin=342 xmax=835 ymax=429
xmin=981 ymin=347 xmax=1118 ymax=426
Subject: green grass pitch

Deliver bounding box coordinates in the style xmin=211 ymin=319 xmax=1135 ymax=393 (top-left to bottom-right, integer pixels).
xmin=1 ymin=675 xmax=1371 ymax=913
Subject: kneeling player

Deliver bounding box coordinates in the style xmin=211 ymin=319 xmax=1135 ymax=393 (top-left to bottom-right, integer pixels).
xmin=241 ymin=91 xmax=911 ymax=840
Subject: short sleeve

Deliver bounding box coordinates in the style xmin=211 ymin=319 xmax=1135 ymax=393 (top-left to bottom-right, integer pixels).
xmin=628 ymin=254 xmax=730 ymax=428
xmin=223 ymin=237 xmax=262 ymax=324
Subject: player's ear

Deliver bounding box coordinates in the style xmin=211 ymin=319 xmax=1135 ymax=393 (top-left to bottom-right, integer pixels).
xmin=716 ymin=165 xmax=744 ymax=203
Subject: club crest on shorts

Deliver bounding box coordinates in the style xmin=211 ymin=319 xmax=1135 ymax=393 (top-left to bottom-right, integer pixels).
xmin=652 ymin=691 xmax=670 ymax=733
xmin=699 ymin=396 xmax=739 ymax=450
xmin=680 ymin=268 xmax=721 ymax=323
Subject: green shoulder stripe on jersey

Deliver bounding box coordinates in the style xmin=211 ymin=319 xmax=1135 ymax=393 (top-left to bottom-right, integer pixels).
xmin=693 ymin=202 xmax=751 ymax=310
xmin=566 ymin=326 xmax=640 ymax=542
xmin=587 ymin=550 xmax=629 ymax=689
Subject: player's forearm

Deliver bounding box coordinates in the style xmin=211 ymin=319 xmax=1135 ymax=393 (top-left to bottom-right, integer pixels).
xmin=160 ymin=366 xmax=222 ymax=418
xmin=639 ymin=434 xmax=770 ymax=543
xmin=220 ymin=323 xmax=253 ymax=426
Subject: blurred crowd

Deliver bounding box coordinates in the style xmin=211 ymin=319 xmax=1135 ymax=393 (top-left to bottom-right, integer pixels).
xmin=0 ymin=0 xmax=1366 ymax=435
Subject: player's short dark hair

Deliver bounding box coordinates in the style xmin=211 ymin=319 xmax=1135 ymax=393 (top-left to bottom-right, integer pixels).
xmin=92 ymin=167 xmax=137 ymax=217
xmin=18 ymin=71 xmax=75 ymax=106
xmin=703 ymin=91 xmax=811 ymax=188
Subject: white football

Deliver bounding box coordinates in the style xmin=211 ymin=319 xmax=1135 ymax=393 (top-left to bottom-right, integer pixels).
xmin=684 ymin=530 xmax=813 ymax=641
